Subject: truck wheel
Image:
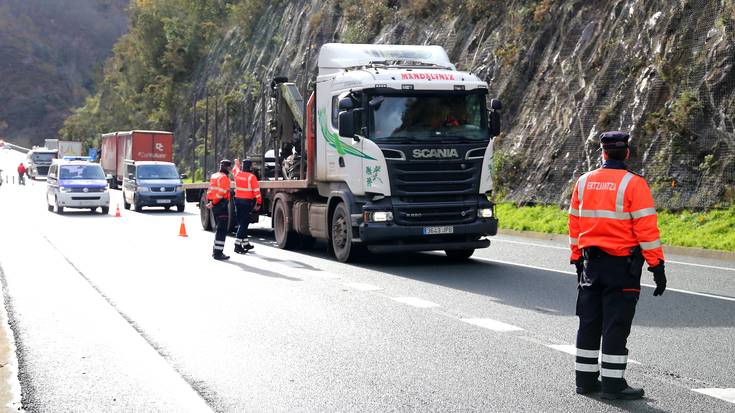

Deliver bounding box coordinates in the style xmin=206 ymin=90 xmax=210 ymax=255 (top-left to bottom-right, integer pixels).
xmin=274 ymin=200 xmax=299 ymax=249
xmin=331 ymin=203 xmax=356 ymax=262
xmin=445 ymin=249 xmax=475 ymax=261
xmin=199 ymin=193 xmax=212 ymax=231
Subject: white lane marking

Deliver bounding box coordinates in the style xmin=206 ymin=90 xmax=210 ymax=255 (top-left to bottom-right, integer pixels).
xmin=494 ymin=238 xmax=567 ymax=251
xmin=343 ymin=282 xmax=382 ymax=291
xmin=546 ymin=344 xmax=640 ymax=364
xmin=692 ymin=388 xmax=735 ymax=404
xmin=666 ymin=260 xmax=735 ymax=272
xmin=473 ymin=257 xmax=735 ymax=303
xmin=462 ymin=318 xmax=523 ymax=332
xmin=494 ymin=238 xmax=735 ymax=272
xmin=392 ymin=297 xmax=440 ymax=308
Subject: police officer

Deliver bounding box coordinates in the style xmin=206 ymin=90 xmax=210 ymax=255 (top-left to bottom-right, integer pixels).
xmin=207 ymin=159 xmax=232 ymax=260
xmin=232 ymin=158 xmax=262 ymax=254
xmin=569 ymin=131 xmax=667 ymax=400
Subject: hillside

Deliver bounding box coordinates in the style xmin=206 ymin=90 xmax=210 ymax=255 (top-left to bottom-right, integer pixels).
xmin=61 ymin=0 xmax=735 ymax=209
xmin=0 ymin=0 xmax=128 ymax=148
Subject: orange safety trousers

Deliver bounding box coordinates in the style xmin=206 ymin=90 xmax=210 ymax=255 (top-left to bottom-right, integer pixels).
xmin=569 ymin=168 xmax=664 ymax=267
xmin=207 ymin=172 xmax=231 ymax=204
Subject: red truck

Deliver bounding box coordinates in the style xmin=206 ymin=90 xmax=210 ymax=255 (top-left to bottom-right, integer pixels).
xmin=101 ymin=130 xmax=174 ymax=188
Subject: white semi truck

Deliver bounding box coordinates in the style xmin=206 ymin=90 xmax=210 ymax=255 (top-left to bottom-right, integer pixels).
xmin=187 ymin=43 xmax=502 ymax=262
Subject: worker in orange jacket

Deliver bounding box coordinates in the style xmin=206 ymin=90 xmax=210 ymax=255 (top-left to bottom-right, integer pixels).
xmin=569 ymin=131 xmax=666 ymax=400
xmin=207 ymin=159 xmax=232 ymax=260
xmin=232 ymin=158 xmax=262 ymax=254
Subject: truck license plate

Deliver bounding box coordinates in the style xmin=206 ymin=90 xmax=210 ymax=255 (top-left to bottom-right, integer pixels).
xmin=156 ymin=199 xmax=172 ymax=204
xmin=423 ymin=226 xmax=454 ymax=235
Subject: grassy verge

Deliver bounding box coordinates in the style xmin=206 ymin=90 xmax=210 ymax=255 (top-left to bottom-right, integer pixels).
xmin=496 ymin=203 xmax=735 ymax=252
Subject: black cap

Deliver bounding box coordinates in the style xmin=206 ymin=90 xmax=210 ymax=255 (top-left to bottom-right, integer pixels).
xmin=600 ymin=131 xmax=630 ymax=150
xmin=219 ymin=159 xmax=232 ymax=168
xmin=241 ymin=158 xmax=252 ymax=169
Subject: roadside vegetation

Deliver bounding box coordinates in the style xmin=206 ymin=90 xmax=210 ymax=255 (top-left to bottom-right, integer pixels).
xmin=496 ymin=204 xmax=735 ymax=252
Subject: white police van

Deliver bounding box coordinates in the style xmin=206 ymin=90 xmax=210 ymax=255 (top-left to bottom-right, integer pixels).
xmin=46 ymin=157 xmax=110 ymax=214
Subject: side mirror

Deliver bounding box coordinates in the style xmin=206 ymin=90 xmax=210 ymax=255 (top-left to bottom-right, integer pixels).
xmin=338 ymin=111 xmax=355 ymax=138
xmin=180 ymin=173 xmax=188 ymax=180
xmin=338 ymin=97 xmax=354 ymax=111
xmin=490 ymin=99 xmax=502 ymax=111
xmin=488 ymin=99 xmax=502 ymax=138
xmin=127 ymin=173 xmax=134 ymax=180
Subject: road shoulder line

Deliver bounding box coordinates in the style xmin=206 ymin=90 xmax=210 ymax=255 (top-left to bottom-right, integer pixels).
xmin=0 ymin=264 xmax=24 ymax=412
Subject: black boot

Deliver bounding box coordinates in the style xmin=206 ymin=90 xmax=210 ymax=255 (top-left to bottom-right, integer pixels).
xmin=213 ymin=252 xmax=230 ymax=261
xmin=243 ymin=242 xmax=254 ymax=251
xmin=234 ymin=245 xmax=247 ymax=254
xmin=601 ymin=385 xmax=644 ymax=400
xmin=576 ymin=380 xmax=601 ymax=395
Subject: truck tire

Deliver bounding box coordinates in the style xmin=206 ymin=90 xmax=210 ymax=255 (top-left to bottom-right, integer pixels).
xmin=273 ymin=200 xmax=299 ymax=249
xmin=199 ymin=192 xmax=212 ymax=231
xmin=445 ymin=249 xmax=475 ymax=261
xmin=330 ymin=203 xmax=356 ymax=263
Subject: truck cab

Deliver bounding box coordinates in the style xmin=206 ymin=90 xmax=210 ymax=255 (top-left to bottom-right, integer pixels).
xmin=313 ymin=44 xmax=500 ymax=260
xmin=122 ymin=160 xmax=185 ymax=212
xmin=26 ymin=148 xmax=58 ymax=179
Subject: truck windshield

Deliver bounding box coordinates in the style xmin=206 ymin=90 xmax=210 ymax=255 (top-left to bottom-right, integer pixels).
xmin=369 ymin=93 xmax=487 ymax=142
xmin=138 ymin=165 xmax=179 ymax=179
xmin=59 ymin=165 xmax=105 ymax=180
xmin=31 ymin=153 xmax=56 ymax=162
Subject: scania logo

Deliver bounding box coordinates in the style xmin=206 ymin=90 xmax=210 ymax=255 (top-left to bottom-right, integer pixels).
xmin=412 ymin=148 xmax=459 ymax=159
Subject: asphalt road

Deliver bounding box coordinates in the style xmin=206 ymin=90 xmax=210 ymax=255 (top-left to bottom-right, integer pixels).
xmin=0 ymin=154 xmax=734 ymax=412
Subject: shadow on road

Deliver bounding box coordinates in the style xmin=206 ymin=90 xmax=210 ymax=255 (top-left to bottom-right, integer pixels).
xmin=581 ymin=395 xmax=671 ymax=413
xmin=244 ymin=229 xmax=735 ymax=329
xmin=220 ymin=257 xmax=303 ymax=281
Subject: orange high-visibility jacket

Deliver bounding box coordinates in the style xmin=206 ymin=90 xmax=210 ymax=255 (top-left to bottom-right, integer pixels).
xmin=232 ymin=166 xmax=262 ymax=204
xmin=568 ymin=168 xmax=664 ymax=267
xmin=207 ymin=172 xmax=231 ymax=204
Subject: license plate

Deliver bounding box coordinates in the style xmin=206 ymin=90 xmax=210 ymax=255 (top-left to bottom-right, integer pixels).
xmin=423 ymin=226 xmax=454 ymax=235
xmin=156 ymin=199 xmax=172 ymax=204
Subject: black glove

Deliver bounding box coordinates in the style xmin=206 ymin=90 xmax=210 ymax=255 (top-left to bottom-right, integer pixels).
xmin=572 ymin=259 xmax=584 ymax=284
xmin=648 ymin=260 xmax=666 ymax=296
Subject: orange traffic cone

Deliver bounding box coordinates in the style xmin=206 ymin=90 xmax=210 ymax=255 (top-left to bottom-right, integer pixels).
xmin=178 ymin=217 xmax=188 ymax=237
xmin=115 ymin=204 xmax=121 ymax=217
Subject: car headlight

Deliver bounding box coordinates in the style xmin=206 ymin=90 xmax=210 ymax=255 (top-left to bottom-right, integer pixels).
xmin=60 ymin=186 xmax=73 ymax=193
xmin=364 ymin=211 xmax=393 ymax=223
xmin=478 ymin=208 xmax=494 ymax=218
xmin=137 ymin=186 xmax=150 ymax=192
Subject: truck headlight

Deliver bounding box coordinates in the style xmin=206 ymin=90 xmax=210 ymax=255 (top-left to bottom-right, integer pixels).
xmin=478 ymin=208 xmax=494 ymax=218
xmin=364 ymin=211 xmax=393 ymax=223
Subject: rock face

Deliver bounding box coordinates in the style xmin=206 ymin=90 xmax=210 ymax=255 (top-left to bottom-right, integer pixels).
xmin=180 ymin=0 xmax=734 ymax=209
xmin=0 ymin=0 xmax=127 ymax=147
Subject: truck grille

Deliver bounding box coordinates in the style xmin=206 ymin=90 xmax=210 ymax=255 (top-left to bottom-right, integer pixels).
xmin=388 ymin=160 xmax=480 ymax=197
xmin=394 ymin=201 xmax=477 ymax=225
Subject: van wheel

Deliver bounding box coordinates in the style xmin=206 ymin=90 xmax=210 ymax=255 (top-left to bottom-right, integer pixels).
xmin=123 ymin=194 xmax=130 ymax=210
xmin=47 ymin=203 xmax=53 ymax=212
xmin=55 ymin=198 xmax=64 ymax=215
xmin=331 ymin=203 xmax=356 ymax=263
xmin=101 ymin=206 xmax=109 ymax=214
xmin=274 ymin=200 xmax=299 ymax=249
xmin=134 ymin=196 xmax=143 ymax=212
xmin=177 ymin=203 xmax=185 ymax=212
xmin=445 ymin=249 xmax=475 ymax=261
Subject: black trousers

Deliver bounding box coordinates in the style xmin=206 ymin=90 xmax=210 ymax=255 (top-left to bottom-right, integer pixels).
xmin=234 ymin=198 xmax=254 ymax=246
xmin=575 ymin=247 xmax=643 ymax=392
xmin=18 ymin=173 xmax=25 ymax=185
xmin=212 ymin=201 xmax=229 ymax=256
